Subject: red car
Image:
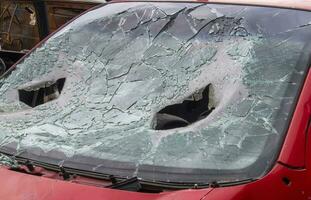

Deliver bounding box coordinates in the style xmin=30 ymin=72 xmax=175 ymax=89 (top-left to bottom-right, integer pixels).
xmin=0 ymin=0 xmax=310 ymax=199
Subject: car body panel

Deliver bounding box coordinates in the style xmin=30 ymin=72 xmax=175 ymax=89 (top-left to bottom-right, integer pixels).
xmin=278 ymin=68 xmax=311 ymax=168
xmin=205 ymin=164 xmax=308 ymax=200
xmin=0 ymin=167 xmax=212 ymax=200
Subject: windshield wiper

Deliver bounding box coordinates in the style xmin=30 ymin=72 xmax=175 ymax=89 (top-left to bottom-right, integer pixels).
xmin=216 ymin=179 xmax=255 ymax=187
xmin=0 ymin=153 xmax=255 ymax=192
xmin=7 ymin=158 xmax=44 ymax=176
xmin=106 ymin=176 xmax=211 ymax=192
xmin=106 ymin=176 xmax=142 ymax=192
xmin=105 ymin=176 xmax=195 ymax=192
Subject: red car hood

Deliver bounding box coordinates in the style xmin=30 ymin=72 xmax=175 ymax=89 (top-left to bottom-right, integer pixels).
xmin=0 ymin=168 xmax=212 ymax=200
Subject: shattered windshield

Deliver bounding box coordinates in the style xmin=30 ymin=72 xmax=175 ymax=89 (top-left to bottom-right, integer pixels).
xmin=0 ymin=2 xmax=310 ymax=183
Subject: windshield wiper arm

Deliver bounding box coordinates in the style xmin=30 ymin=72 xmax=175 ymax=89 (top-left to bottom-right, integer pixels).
xmin=106 ymin=176 xmax=142 ymax=192
xmin=1 ymin=152 xmax=255 ymax=191
xmin=59 ymin=164 xmax=71 ymax=180
xmin=8 ymin=159 xmax=43 ymax=176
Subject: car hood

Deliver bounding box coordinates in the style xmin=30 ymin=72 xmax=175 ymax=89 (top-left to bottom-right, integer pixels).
xmin=0 ymin=167 xmax=212 ymax=200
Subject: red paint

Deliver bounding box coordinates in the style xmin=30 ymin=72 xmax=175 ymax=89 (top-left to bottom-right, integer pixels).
xmin=204 ymin=164 xmax=308 ymax=200
xmin=278 ymin=68 xmax=311 ymax=168
xmin=0 ymin=167 xmax=212 ymax=200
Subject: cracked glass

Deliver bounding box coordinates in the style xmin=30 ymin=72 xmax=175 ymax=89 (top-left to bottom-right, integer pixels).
xmin=0 ymin=2 xmax=310 ymax=183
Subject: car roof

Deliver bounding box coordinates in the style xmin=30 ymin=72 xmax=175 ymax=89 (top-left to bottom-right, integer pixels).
xmin=111 ymin=0 xmax=311 ymax=11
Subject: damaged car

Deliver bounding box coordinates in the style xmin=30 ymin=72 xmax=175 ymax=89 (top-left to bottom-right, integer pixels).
xmin=0 ymin=0 xmax=310 ymax=199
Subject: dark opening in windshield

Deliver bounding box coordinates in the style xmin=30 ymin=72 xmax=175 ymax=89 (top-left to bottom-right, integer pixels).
xmin=0 ymin=2 xmax=310 ymax=184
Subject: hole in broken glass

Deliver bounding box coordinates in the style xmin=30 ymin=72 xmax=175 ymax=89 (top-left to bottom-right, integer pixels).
xmin=18 ymin=78 xmax=65 ymax=107
xmin=153 ymin=84 xmax=215 ymax=130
